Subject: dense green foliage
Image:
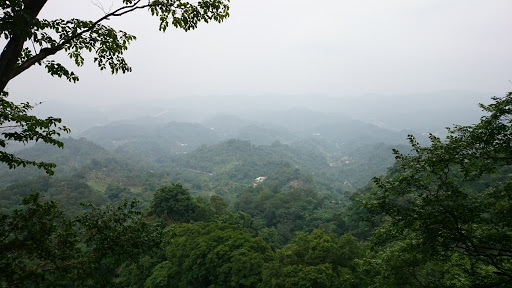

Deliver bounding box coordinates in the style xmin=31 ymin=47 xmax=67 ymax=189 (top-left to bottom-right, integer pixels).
xmin=261 ymin=230 xmax=363 ymax=288
xmin=148 ymin=184 xmax=212 ymax=224
xmin=1 ymin=93 xmax=510 ymax=287
xmin=144 ymin=222 xmax=273 ymax=288
xmin=0 ymin=193 xmax=161 ymax=287
xmin=361 ymin=92 xmax=512 ymax=287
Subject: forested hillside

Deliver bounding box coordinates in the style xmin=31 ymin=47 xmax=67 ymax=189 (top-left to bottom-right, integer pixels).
xmin=2 ymin=93 xmax=511 ymax=287
xmin=0 ymin=109 xmax=409 ymax=210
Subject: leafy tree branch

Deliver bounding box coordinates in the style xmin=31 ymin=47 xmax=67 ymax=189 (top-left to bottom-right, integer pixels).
xmin=364 ymin=92 xmax=512 ymax=287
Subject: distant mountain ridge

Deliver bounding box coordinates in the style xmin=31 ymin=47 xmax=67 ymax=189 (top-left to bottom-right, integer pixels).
xmin=29 ymin=91 xmax=494 ymax=136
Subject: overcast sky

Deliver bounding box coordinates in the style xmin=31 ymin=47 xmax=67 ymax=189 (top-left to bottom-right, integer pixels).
xmin=6 ymin=0 xmax=512 ymax=106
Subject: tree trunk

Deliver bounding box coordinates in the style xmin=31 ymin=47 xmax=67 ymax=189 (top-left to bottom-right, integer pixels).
xmin=0 ymin=0 xmax=48 ymax=92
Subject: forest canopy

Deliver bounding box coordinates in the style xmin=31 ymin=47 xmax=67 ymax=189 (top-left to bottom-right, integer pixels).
xmin=1 ymin=92 xmax=511 ymax=287
xmin=362 ymin=92 xmax=512 ymax=287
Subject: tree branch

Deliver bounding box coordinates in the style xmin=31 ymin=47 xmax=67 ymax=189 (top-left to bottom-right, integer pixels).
xmin=9 ymin=0 xmax=151 ymax=80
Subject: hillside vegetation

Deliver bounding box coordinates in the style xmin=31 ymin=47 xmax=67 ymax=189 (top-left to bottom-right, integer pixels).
xmin=2 ymin=94 xmax=511 ymax=287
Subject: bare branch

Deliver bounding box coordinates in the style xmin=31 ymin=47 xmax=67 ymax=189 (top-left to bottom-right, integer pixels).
xmin=91 ymin=0 xmax=108 ymax=14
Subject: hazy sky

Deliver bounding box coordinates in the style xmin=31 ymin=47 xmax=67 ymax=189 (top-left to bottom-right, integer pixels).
xmin=6 ymin=0 xmax=512 ymax=106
